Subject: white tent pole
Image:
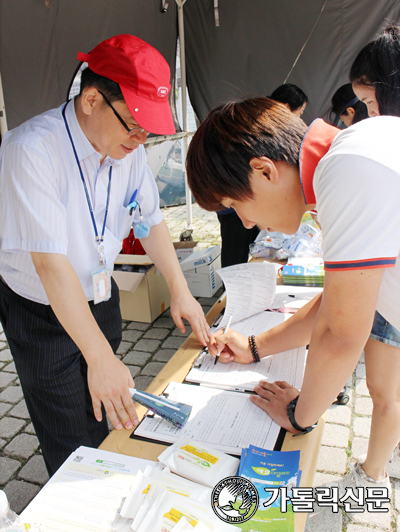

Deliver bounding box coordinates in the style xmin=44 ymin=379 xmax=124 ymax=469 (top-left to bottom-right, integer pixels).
xmin=0 ymin=70 xmax=8 ymax=139
xmin=176 ymin=0 xmax=192 ymax=231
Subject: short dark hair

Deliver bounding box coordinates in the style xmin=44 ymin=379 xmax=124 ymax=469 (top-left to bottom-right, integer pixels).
xmin=79 ymin=67 xmax=124 ymax=103
xmin=186 ymin=97 xmax=308 ymax=212
xmin=350 ymin=24 xmax=400 ymax=116
xmin=269 ymin=84 xmax=308 ymax=112
xmin=330 ymin=83 xmax=368 ymax=126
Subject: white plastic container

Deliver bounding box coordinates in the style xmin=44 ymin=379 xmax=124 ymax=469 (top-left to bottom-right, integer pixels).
xmin=0 ymin=491 xmax=25 ymax=532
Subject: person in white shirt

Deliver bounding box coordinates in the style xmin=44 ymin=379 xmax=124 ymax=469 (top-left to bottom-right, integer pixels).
xmin=186 ymin=97 xmax=398 ymax=502
xmin=348 ymin=23 xmax=400 ymax=482
xmin=0 ymin=34 xmax=209 ymax=476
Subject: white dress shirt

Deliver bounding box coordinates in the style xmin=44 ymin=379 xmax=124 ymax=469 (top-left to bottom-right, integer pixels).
xmin=0 ymin=99 xmax=163 ymax=304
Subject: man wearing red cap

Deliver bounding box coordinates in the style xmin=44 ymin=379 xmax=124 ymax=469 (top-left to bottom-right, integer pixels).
xmin=0 ymin=35 xmax=209 ymax=475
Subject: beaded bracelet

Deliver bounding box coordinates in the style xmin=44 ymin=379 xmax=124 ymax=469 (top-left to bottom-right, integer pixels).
xmin=248 ymin=335 xmax=260 ymax=363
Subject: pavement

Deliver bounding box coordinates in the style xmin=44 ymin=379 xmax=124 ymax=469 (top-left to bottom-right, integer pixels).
xmin=0 ymin=202 xmax=398 ymax=531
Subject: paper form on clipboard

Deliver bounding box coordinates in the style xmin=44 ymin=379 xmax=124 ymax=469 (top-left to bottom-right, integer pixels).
xmin=133 ymin=382 xmax=281 ymax=455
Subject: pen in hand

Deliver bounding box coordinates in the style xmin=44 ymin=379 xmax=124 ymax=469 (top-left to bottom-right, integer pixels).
xmin=214 ymin=314 xmax=233 ymax=365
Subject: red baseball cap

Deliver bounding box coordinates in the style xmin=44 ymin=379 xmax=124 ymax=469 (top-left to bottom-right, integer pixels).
xmin=77 ymin=35 xmax=175 ymax=135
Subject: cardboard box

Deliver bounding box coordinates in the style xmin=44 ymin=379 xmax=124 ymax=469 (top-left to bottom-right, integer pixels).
xmin=113 ymin=254 xmax=170 ymax=323
xmin=112 ymin=242 xmax=200 ymax=323
xmin=174 ymin=241 xmax=198 ymax=262
xmin=179 ymin=246 xmax=223 ymax=297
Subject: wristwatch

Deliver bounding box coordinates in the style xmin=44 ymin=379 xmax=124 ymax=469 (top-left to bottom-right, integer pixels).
xmin=287 ymin=396 xmax=317 ymax=436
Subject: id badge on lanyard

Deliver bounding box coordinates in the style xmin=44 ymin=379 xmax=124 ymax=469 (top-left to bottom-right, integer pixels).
xmin=62 ymin=102 xmax=112 ymax=305
xmin=92 ymin=243 xmax=111 ymax=304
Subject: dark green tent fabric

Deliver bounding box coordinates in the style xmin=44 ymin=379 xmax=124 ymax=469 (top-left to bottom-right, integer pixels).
xmin=0 ymin=0 xmax=178 ymax=130
xmin=184 ymin=0 xmax=400 ymax=123
xmin=1 ymin=0 xmax=400 ymax=129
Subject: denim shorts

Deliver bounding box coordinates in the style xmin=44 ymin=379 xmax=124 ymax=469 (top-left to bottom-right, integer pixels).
xmin=370 ymin=310 xmax=400 ymax=348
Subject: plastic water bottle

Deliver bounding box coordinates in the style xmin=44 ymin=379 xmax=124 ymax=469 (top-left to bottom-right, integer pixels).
xmin=0 ymin=491 xmax=25 ymax=532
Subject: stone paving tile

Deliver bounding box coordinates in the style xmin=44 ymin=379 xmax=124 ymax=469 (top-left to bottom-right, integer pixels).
xmin=0 ymin=348 xmax=12 ymax=362
xmin=0 ymin=333 xmax=6 ymax=342
xmin=347 ymin=506 xmax=392 ymax=529
xmin=355 ymin=379 xmax=369 ymax=396
xmin=0 ymin=402 xmax=11 ymax=416
xmin=354 ymin=397 xmax=373 ymax=416
xmin=394 ymin=482 xmax=400 ymax=515
xmin=134 ymin=339 xmax=161 ymax=352
xmin=126 ymin=365 xmax=141 ymax=379
xmin=153 ymin=317 xmax=175 ymax=329
xmin=133 ymin=375 xmax=154 ymax=391
xmin=0 ymin=416 xmax=26 ymax=438
xmin=4 ymin=480 xmax=41 ymax=514
xmin=351 ymin=437 xmax=369 ymax=459
xmin=312 ymin=471 xmax=342 ymax=487
xmin=0 ymin=371 xmax=16 ymax=388
xmin=0 ymin=385 xmax=24 ymax=403
xmin=0 ymin=438 xmax=5 ymax=449
xmin=122 ymin=329 xmax=143 ymax=343
xmin=18 ymin=455 xmax=49 ymax=485
xmin=126 ymin=321 xmax=150 ymax=331
xmin=0 ymin=457 xmax=21 ymax=483
xmin=122 ymin=351 xmax=151 ymax=366
xmin=153 ymin=349 xmax=176 ymax=362
xmin=24 ymin=423 xmax=36 ymax=434
xmin=316 ymin=446 xmax=347 ymax=475
xmin=4 ymin=433 xmax=40 ymax=459
xmin=162 ymin=336 xmax=185 ymax=350
xmin=325 ymin=405 xmax=351 ymax=426
xmin=346 ymin=526 xmax=381 ymax=532
xmin=304 ymin=504 xmax=342 ymax=532
xmin=8 ymin=399 xmax=30 ymax=419
xmin=321 ymin=423 xmax=350 ymax=448
xmin=0 ymin=341 xmax=6 ymax=349
xmin=141 ymin=362 xmax=166 ymax=377
xmin=355 ymin=364 xmax=366 ymax=379
xmin=143 ymin=328 xmax=170 ymax=340
xmin=353 ymin=416 xmax=371 ymax=438
xmin=3 ymin=361 xmax=16 ymax=373
xmin=171 ymin=326 xmax=192 ymax=337
xmin=116 ymin=341 xmax=132 ymax=355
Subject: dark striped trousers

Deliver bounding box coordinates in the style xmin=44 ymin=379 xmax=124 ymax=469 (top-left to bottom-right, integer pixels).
xmin=0 ymin=276 xmax=122 ymax=477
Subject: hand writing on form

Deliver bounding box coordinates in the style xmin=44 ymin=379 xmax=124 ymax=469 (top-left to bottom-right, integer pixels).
xmin=214 ymin=314 xmax=233 ymax=365
xmin=208 ymin=319 xmax=254 ymax=365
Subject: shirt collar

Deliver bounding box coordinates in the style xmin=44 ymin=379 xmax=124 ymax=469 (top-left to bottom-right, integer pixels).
xmin=64 ymin=98 xmax=124 ymax=166
xmin=299 ymin=118 xmax=340 ymax=204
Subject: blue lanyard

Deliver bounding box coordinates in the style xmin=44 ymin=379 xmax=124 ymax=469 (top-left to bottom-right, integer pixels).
xmin=62 ymin=102 xmax=112 ymax=259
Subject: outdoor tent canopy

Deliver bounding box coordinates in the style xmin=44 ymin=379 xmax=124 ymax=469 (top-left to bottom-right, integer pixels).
xmin=1 ymin=0 xmax=400 ymax=128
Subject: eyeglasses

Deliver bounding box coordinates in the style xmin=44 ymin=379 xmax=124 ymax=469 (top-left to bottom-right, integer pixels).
xmin=98 ymin=91 xmax=146 ymax=135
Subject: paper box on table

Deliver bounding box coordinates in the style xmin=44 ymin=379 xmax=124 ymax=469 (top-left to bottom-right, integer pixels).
xmin=174 ymin=241 xmax=198 ymax=262
xmin=113 ymin=254 xmax=170 ymax=323
xmin=179 ymin=246 xmax=223 ymax=297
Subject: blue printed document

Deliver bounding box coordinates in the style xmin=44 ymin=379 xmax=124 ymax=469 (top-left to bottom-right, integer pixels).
xmin=239 ymin=445 xmax=301 ymax=531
